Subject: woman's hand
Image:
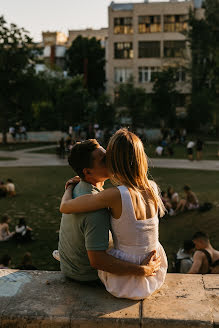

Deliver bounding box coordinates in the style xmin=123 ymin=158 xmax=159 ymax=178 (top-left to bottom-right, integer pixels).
xmin=65 ymin=176 xmax=81 ymax=190
xmin=141 ymin=250 xmax=161 ymax=276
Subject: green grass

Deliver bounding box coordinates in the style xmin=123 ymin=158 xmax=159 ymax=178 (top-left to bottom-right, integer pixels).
xmin=145 ymin=143 xmax=219 ymax=160
xmin=0 ymin=157 xmax=17 ymax=161
xmin=31 ymin=142 xmax=219 ymax=161
xmin=0 ymin=166 xmax=218 ymax=272
xmin=0 ymin=142 xmax=56 ymax=152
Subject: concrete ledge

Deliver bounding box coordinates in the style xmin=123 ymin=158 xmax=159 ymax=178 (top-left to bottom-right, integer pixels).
xmin=0 ymin=270 xmax=218 ymax=328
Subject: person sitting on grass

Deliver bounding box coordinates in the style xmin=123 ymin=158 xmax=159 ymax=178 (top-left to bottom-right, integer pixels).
xmin=176 ymin=185 xmax=199 ymax=213
xmin=188 ymin=232 xmax=219 ymax=274
xmin=161 ymin=191 xmax=175 ymax=216
xmin=0 ymin=254 xmax=12 ymax=269
xmin=167 ymin=186 xmax=179 ymax=211
xmin=0 ymin=181 xmax=7 ymax=198
xmin=0 ymin=215 xmax=15 ymax=241
xmin=176 ymin=240 xmax=195 ymax=273
xmin=16 ymin=252 xmax=37 ymax=270
xmin=14 ymin=218 xmax=33 ymax=242
xmin=6 ymin=179 xmax=16 ymax=197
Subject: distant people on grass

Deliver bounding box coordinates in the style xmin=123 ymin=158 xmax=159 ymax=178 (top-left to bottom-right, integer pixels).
xmin=188 ymin=232 xmax=219 ymax=274
xmin=14 ymin=218 xmax=33 ymax=242
xmin=175 ymin=185 xmax=199 ymax=213
xmin=187 ymin=140 xmax=195 ymax=161
xmin=167 ymin=186 xmax=179 ymax=211
xmin=6 ymin=179 xmax=16 ymax=197
xmin=9 ymin=126 xmax=16 ymax=141
xmin=161 ymin=191 xmax=175 ymax=216
xmin=155 ymin=144 xmax=164 ymax=156
xmin=19 ymin=125 xmax=27 ymax=141
xmin=175 ymin=240 xmax=195 ymax=273
xmin=15 ymin=252 xmax=37 ymax=270
xmin=196 ymin=138 xmax=204 ymax=161
xmin=0 ymin=254 xmax=12 ymax=269
xmin=58 ymin=137 xmax=65 ymax=159
xmin=0 ymin=181 xmax=7 ymax=198
xmin=0 ymin=215 xmax=15 ymax=241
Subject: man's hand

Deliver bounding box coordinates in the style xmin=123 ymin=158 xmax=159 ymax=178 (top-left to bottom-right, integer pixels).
xmin=141 ymin=250 xmax=161 ymax=276
xmin=65 ymin=176 xmax=81 ymax=190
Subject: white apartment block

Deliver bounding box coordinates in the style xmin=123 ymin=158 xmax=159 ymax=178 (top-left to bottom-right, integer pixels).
xmin=106 ymin=0 xmax=203 ymax=111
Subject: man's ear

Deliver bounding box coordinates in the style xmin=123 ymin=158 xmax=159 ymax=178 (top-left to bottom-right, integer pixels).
xmin=83 ymin=168 xmax=91 ymax=177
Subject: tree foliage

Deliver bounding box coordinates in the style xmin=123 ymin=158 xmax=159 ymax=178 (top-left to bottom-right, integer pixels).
xmin=187 ymin=0 xmax=219 ymax=132
xmin=152 ymin=68 xmax=178 ymax=127
xmin=116 ymin=79 xmax=150 ymax=129
xmin=0 ymin=16 xmax=40 ymax=143
xmin=65 ymin=36 xmax=105 ymax=96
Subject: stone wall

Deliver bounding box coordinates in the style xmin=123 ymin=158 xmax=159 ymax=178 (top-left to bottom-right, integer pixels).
xmin=0 ymin=270 xmax=218 ymax=327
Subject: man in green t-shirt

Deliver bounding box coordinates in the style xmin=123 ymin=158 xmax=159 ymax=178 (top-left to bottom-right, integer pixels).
xmin=58 ymin=139 xmax=160 ymax=283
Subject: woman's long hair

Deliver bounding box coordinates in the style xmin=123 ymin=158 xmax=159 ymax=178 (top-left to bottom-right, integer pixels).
xmin=106 ymin=128 xmax=165 ymax=217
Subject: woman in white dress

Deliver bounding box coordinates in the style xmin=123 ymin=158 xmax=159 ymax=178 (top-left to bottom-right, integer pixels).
xmin=60 ymin=128 xmax=168 ymax=300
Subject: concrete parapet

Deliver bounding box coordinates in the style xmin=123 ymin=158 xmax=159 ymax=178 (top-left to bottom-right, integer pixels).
xmin=0 ymin=270 xmax=218 ymax=327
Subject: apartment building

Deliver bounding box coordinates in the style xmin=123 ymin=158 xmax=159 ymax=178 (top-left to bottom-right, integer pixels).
xmin=106 ymin=0 xmax=200 ymax=113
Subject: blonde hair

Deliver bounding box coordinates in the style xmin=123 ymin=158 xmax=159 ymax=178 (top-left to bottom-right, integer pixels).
xmin=106 ymin=128 xmax=166 ymax=217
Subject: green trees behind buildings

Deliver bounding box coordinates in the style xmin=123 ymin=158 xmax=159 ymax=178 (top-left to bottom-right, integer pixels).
xmin=187 ymin=0 xmax=219 ymax=133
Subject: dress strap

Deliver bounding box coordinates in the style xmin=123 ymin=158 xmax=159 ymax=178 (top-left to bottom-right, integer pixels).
xmin=117 ymin=186 xmax=137 ymax=221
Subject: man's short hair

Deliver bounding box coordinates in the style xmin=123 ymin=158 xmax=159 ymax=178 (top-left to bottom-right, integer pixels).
xmin=192 ymin=231 xmax=209 ymax=242
xmin=68 ymin=139 xmax=100 ymax=179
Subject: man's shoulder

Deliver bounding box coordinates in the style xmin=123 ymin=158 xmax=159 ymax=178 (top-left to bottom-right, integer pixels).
xmin=194 ymin=250 xmax=206 ymax=259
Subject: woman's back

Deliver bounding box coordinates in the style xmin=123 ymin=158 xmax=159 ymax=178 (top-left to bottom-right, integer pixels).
xmin=98 ymin=183 xmax=168 ymax=300
xmin=111 ymin=185 xmax=159 ymax=256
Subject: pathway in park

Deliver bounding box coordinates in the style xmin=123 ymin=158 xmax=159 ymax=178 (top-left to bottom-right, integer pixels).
xmin=0 ymin=145 xmax=219 ymax=171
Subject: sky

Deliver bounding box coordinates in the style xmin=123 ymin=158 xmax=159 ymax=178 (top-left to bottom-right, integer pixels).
xmin=0 ymin=0 xmax=170 ymax=42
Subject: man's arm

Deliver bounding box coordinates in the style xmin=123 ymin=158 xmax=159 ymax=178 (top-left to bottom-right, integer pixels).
xmin=87 ymin=250 xmax=161 ymax=277
xmin=188 ymin=251 xmax=203 ymax=274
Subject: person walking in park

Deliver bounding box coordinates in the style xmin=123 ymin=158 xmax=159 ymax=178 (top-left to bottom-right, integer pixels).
xmin=186 ymin=140 xmax=195 ymax=161
xmin=60 ymin=129 xmax=167 ymax=300
xmin=196 ymin=138 xmax=204 ymax=160
xmin=188 ymin=232 xmax=219 ymax=274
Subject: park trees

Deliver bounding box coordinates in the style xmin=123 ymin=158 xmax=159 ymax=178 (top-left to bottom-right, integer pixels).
xmin=0 ymin=16 xmax=39 ymax=143
xmin=187 ymin=0 xmax=219 ymax=133
xmin=115 ymin=79 xmax=150 ymax=129
xmin=152 ymin=68 xmax=178 ymax=127
xmin=65 ymin=36 xmax=105 ymax=96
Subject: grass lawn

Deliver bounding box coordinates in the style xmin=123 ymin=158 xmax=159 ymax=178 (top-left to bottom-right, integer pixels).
xmin=31 ymin=142 xmax=219 ymax=161
xmin=0 ymin=157 xmax=17 ymax=161
xmin=145 ymin=142 xmax=219 ymax=160
xmin=0 ymin=166 xmax=218 ymax=272
xmin=0 ymin=142 xmax=56 ymax=152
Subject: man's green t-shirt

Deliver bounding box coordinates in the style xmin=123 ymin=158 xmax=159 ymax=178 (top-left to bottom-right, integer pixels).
xmin=58 ymin=181 xmax=110 ymax=281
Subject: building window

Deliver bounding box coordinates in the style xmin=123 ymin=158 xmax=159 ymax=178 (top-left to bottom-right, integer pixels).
xmin=114 ymin=17 xmax=133 ymax=34
xmin=114 ymin=68 xmax=133 ymax=83
xmin=114 ymin=42 xmax=133 ymax=59
xmin=176 ymin=68 xmax=186 ymax=82
xmin=138 ymin=41 xmax=160 ymax=58
xmin=164 ymin=41 xmax=186 ymax=58
xmin=164 ymin=15 xmax=188 ymax=33
xmin=138 ymin=67 xmax=159 ymax=83
xmin=138 ymin=16 xmax=161 ymax=33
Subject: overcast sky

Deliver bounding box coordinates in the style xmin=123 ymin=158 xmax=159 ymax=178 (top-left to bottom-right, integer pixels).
xmin=0 ymin=0 xmax=171 ymax=42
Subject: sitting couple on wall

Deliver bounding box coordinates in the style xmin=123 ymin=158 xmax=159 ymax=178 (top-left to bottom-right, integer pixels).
xmin=55 ymin=128 xmax=168 ymax=300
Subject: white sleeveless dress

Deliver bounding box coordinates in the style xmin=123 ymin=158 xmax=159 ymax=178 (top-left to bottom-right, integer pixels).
xmin=98 ymin=185 xmax=168 ymax=300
